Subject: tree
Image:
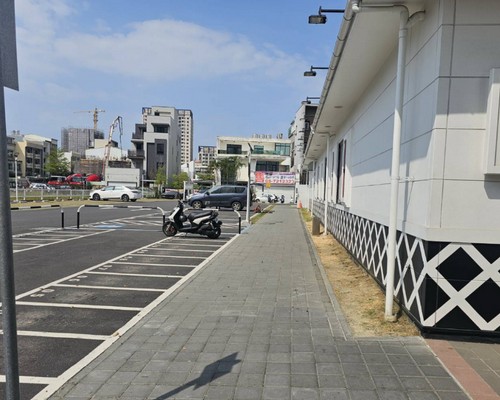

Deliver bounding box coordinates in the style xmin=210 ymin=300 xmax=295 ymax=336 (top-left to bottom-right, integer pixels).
xmin=211 ymin=156 xmax=244 ymax=184
xmin=170 ymin=172 xmax=189 ymax=189
xmin=196 ymin=172 xmax=214 ymax=182
xmin=155 ymin=166 xmax=167 ymax=187
xmin=45 ymin=149 xmax=71 ymax=176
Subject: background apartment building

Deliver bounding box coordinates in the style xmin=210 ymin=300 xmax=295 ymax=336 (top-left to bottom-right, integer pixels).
xmin=178 ymin=109 xmax=193 ymax=165
xmin=128 ymin=106 xmax=182 ymax=183
xmin=216 ymin=134 xmax=295 ymax=198
xmin=61 ymin=127 xmax=104 ymax=156
xmin=8 ymin=131 xmax=57 ymax=180
xmin=197 ymin=145 xmax=216 ymax=166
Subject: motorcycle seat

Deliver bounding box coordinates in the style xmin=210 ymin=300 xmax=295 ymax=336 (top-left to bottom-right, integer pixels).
xmin=187 ymin=210 xmax=214 ymax=221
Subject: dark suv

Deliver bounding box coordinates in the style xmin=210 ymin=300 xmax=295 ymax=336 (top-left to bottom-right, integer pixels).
xmin=188 ymin=185 xmax=249 ymax=211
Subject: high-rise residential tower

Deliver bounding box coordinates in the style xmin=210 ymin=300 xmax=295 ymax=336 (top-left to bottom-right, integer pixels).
xmin=178 ymin=109 xmax=193 ymax=165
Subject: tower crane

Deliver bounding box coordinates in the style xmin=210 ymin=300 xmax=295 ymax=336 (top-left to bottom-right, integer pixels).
xmin=74 ymin=107 xmax=105 ymax=131
xmin=102 ymin=116 xmax=123 ymax=178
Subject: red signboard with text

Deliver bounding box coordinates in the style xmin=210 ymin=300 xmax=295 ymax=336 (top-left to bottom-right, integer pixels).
xmin=255 ymin=172 xmax=295 ymax=186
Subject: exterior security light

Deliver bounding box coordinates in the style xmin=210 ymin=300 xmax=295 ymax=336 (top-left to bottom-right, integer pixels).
xmin=309 ymin=14 xmax=327 ymax=24
xmin=308 ymin=6 xmax=345 ymax=24
xmin=304 ymin=66 xmax=328 ymax=77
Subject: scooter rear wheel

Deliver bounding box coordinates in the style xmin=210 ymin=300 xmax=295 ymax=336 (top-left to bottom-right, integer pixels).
xmin=207 ymin=227 xmax=221 ymax=239
xmin=162 ymin=222 xmax=177 ymax=237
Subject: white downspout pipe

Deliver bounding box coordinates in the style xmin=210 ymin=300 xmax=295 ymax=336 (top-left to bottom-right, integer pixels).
xmin=323 ymin=138 xmax=330 ymax=234
xmin=352 ymin=2 xmax=424 ymax=321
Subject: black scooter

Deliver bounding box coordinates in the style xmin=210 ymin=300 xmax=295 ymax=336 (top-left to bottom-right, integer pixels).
xmin=162 ymin=201 xmax=222 ymax=239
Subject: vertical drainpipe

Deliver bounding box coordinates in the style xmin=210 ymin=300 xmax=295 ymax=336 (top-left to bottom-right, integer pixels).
xmin=324 ymin=137 xmax=330 ymax=234
xmin=385 ymin=11 xmax=408 ymax=321
xmin=352 ymin=2 xmax=424 ymax=320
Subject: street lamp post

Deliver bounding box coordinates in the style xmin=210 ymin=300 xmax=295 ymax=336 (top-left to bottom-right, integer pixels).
xmin=14 ymin=153 xmax=18 ymax=203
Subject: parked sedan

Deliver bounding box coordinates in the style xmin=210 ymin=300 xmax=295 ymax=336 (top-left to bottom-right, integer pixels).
xmin=89 ymin=186 xmax=142 ymax=202
xmin=161 ymin=189 xmax=183 ymax=199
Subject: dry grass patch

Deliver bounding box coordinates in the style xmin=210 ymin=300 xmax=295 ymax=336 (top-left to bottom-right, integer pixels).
xmin=301 ymin=209 xmax=419 ymax=337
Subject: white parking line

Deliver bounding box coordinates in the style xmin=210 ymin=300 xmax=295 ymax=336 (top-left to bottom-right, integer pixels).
xmin=106 ymin=262 xmax=195 ymax=268
xmin=9 ymin=330 xmax=109 ymax=341
xmin=13 ymin=230 xmax=112 ymax=253
xmin=52 ymin=283 xmax=165 ymax=292
xmin=16 ymin=301 xmax=142 ymax=312
xmin=0 ymin=376 xmax=57 ymax=385
xmin=123 ymin=254 xmax=206 ymax=259
xmin=88 ymin=271 xmax=182 ymax=279
xmin=156 ymin=243 xmax=221 ymax=248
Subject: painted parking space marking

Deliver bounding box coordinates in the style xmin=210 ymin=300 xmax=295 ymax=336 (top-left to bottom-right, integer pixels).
xmin=12 ymin=330 xmax=109 ymax=341
xmin=88 ymin=271 xmax=183 ymax=279
xmin=12 ymin=229 xmax=111 ymax=253
xmin=95 ymin=263 xmax=195 ymax=276
xmin=16 ymin=301 xmax=143 ymax=312
xmin=56 ymin=273 xmax=182 ymax=290
xmin=111 ymin=260 xmax=199 ymax=268
xmin=2 ymin=305 xmax=138 ymax=336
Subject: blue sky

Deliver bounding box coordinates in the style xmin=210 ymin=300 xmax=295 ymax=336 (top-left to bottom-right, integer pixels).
xmin=5 ymin=0 xmax=342 ymax=158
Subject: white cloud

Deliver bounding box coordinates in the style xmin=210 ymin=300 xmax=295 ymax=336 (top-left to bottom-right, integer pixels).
xmin=14 ymin=0 xmax=305 ymax=84
xmin=53 ymin=19 xmax=305 ymax=82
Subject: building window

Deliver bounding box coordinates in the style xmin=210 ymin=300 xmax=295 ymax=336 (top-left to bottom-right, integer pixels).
xmin=275 ymin=143 xmax=290 ymax=156
xmin=254 ymin=145 xmax=264 ymax=154
xmin=336 ymin=139 xmax=346 ymax=203
xmin=157 ymin=143 xmax=165 ymax=154
xmin=227 ymin=144 xmax=242 ymax=154
xmin=153 ymin=124 xmax=169 ymax=133
xmin=256 ymin=161 xmax=279 ymax=172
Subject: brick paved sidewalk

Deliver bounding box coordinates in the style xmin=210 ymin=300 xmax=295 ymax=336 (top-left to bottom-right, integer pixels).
xmin=50 ymin=206 xmax=470 ymax=400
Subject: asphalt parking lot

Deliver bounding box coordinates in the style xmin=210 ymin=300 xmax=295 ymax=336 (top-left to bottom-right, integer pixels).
xmin=4 ymin=205 xmax=243 ymax=399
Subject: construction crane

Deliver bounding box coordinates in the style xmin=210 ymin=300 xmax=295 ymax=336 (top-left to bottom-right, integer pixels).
xmin=74 ymin=107 xmax=105 ymax=131
xmin=102 ymin=116 xmax=123 ymax=178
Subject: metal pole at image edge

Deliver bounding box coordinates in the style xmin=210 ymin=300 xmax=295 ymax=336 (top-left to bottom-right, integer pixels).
xmin=0 ymin=72 xmax=20 ymax=400
xmin=0 ymin=0 xmax=21 ymax=396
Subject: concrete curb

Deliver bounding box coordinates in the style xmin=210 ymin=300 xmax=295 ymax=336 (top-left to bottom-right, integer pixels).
xmin=11 ymin=204 xmax=61 ymax=211
xmin=298 ymin=210 xmax=354 ymax=340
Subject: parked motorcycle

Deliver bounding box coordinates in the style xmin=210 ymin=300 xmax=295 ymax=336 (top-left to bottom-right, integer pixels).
xmin=267 ymin=194 xmax=278 ymax=203
xmin=162 ymin=200 xmax=222 ymax=239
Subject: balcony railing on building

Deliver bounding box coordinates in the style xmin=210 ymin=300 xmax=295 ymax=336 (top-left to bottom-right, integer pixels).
xmin=131 ymin=131 xmax=144 ymax=141
xmin=128 ymin=149 xmax=145 ymax=158
xmin=217 ymin=149 xmax=289 ymax=156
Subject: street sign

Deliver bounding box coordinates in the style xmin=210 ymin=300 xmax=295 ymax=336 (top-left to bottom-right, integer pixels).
xmin=0 ymin=0 xmax=18 ymax=90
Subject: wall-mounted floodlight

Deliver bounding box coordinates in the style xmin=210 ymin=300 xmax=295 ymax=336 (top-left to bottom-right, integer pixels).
xmin=304 ymin=66 xmax=328 ymax=77
xmin=308 ymin=6 xmax=345 ymax=24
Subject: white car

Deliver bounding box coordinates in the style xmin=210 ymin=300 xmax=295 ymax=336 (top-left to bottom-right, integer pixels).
xmin=29 ymin=183 xmax=53 ymax=191
xmin=89 ymin=186 xmax=142 ymax=202
xmin=255 ymin=193 xmax=278 ymax=203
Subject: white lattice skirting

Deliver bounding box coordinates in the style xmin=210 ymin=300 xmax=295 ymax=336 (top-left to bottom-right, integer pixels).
xmin=313 ymin=200 xmax=500 ymax=336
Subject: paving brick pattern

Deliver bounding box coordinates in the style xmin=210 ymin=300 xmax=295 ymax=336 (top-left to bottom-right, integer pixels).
xmin=50 ymin=206 xmax=470 ymax=400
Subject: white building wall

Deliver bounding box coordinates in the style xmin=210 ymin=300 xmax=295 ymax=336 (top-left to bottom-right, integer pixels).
xmin=304 ymin=0 xmax=500 ymax=336
xmin=319 ymin=0 xmax=500 ymax=244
